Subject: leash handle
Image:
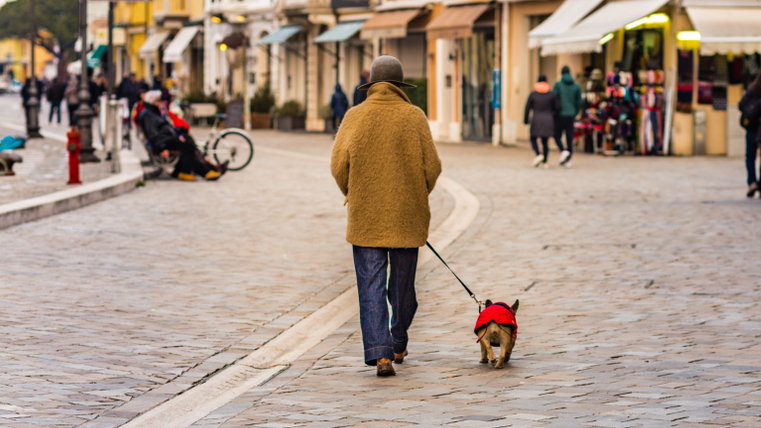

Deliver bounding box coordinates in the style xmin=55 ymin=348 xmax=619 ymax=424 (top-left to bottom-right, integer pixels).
xmin=426 ymin=241 xmax=482 ymax=311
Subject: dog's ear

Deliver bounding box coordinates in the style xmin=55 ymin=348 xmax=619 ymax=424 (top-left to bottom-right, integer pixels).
xmin=511 ymin=299 xmax=519 ymax=313
xmin=484 ymin=299 xmax=493 ymax=307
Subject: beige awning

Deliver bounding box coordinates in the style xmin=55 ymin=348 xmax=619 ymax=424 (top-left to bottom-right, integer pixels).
xmin=163 ymin=26 xmax=201 ymax=63
xmin=528 ymin=0 xmax=604 ymax=49
xmin=361 ymin=9 xmax=423 ymax=40
xmin=686 ymin=6 xmax=761 ymax=54
xmin=426 ymin=4 xmax=491 ymax=40
xmin=540 ymin=0 xmax=667 ymax=56
xmin=138 ymin=31 xmax=170 ymax=58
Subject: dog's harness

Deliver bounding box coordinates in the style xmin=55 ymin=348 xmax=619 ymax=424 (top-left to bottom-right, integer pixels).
xmin=474 ymin=303 xmax=518 ymax=343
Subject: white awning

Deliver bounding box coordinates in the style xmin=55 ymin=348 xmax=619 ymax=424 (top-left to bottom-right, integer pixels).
xmin=528 ymin=0 xmax=603 ymax=49
xmin=686 ymin=6 xmax=761 ymax=54
xmin=541 ymin=0 xmax=668 ymax=56
xmin=163 ymin=26 xmax=201 ymax=63
xmin=138 ymin=31 xmax=171 ymax=58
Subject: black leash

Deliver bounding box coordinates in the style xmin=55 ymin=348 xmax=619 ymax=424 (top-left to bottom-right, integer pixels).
xmin=426 ymin=241 xmax=483 ymax=312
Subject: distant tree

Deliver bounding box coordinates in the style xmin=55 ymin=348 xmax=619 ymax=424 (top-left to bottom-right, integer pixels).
xmin=0 ymin=0 xmax=79 ymax=78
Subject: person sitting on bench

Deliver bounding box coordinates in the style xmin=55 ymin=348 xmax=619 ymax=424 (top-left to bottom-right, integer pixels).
xmin=137 ymin=90 xmax=222 ymax=181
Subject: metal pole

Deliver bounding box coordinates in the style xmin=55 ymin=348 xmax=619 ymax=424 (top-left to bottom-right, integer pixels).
xmin=107 ymin=1 xmax=115 ymax=99
xmin=105 ymin=1 xmax=115 ymax=162
xmin=335 ymin=41 xmax=339 ymax=85
xmin=243 ymin=35 xmax=251 ymax=131
xmin=77 ymin=0 xmax=100 ymax=163
xmin=25 ymin=0 xmax=42 ymax=139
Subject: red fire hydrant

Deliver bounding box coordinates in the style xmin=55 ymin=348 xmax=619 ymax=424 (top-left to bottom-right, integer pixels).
xmin=67 ymin=127 xmax=82 ymax=185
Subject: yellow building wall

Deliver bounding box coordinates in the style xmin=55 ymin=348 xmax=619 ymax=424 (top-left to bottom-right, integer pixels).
xmin=115 ymin=1 xmax=154 ymax=80
xmin=0 ymin=38 xmax=54 ymax=81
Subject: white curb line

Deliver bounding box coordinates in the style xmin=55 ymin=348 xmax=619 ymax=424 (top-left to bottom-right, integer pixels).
xmin=122 ymin=149 xmax=480 ymax=428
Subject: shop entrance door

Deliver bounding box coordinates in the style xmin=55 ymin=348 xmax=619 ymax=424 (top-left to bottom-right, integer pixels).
xmin=461 ymin=30 xmax=494 ymax=142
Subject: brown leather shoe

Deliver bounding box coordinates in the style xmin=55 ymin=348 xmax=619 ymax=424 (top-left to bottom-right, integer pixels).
xmin=376 ymin=358 xmax=395 ymax=377
xmin=393 ymin=350 xmax=408 ymax=364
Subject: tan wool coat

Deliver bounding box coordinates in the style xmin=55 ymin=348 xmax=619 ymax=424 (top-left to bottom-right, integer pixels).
xmin=330 ymin=82 xmax=442 ymax=248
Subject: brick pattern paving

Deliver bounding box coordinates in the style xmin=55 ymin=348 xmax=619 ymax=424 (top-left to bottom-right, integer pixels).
xmin=2 ymin=116 xmax=760 ymax=427
xmin=0 ymin=96 xmax=111 ymax=205
xmin=0 ymin=131 xmax=449 ymax=426
xmin=194 ymin=145 xmax=761 ymax=427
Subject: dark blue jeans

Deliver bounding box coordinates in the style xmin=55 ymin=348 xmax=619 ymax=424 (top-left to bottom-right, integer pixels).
xmin=745 ymin=126 xmax=760 ymax=185
xmin=352 ymin=246 xmax=419 ymax=366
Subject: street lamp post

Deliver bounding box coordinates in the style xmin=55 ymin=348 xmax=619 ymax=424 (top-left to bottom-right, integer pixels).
xmin=25 ymin=0 xmax=42 ymax=139
xmin=77 ymin=0 xmax=100 ymax=163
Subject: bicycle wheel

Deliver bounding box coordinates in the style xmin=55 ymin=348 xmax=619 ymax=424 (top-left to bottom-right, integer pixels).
xmin=212 ymin=130 xmax=254 ymax=171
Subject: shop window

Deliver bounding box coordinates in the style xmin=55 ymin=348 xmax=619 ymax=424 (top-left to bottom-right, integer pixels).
xmin=622 ymin=29 xmax=663 ymax=87
xmin=676 ymin=49 xmax=693 ymax=112
xmin=697 ymin=55 xmax=715 ymax=105
xmin=743 ymin=53 xmax=761 ymax=87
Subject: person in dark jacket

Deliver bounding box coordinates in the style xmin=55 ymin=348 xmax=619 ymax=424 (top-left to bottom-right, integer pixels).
xmin=117 ymin=73 xmax=140 ymax=127
xmin=137 ymin=90 xmax=221 ymax=181
xmin=739 ymin=71 xmax=761 ymax=198
xmin=21 ymin=77 xmax=44 ymax=118
xmin=352 ymin=70 xmax=370 ymax=106
xmin=525 ymin=75 xmax=559 ymax=168
xmin=46 ymin=77 xmax=66 ymax=124
xmin=330 ymin=83 xmax=349 ymax=131
xmin=553 ymin=65 xmax=583 ymax=167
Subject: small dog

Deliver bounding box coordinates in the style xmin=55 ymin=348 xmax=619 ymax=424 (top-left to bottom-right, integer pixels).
xmin=474 ymin=299 xmax=519 ymax=369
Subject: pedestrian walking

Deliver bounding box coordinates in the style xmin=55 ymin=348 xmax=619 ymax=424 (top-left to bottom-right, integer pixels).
xmin=117 ymin=73 xmax=140 ymax=115
xmin=65 ymin=76 xmax=80 ymax=127
xmin=739 ymin=71 xmax=761 ymax=198
xmin=524 ymin=75 xmax=559 ymax=168
xmin=553 ymin=65 xmax=583 ymax=167
xmin=330 ymin=55 xmax=441 ymax=377
xmin=20 ymin=77 xmax=43 ymax=117
xmin=330 ymin=83 xmax=349 ymax=131
xmin=352 ymin=70 xmax=370 ymax=106
xmin=46 ymin=77 xmax=66 ymax=124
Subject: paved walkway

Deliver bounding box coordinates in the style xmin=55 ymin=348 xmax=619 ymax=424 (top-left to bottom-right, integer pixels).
xmin=0 ymin=95 xmax=111 ymax=205
xmin=195 ymin=143 xmax=761 ymax=427
xmin=2 ymin=127 xmax=760 ymax=427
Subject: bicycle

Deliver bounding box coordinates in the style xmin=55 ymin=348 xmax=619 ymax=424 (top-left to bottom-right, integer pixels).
xmin=144 ymin=109 xmax=255 ymax=177
xmin=198 ymin=113 xmax=255 ymax=171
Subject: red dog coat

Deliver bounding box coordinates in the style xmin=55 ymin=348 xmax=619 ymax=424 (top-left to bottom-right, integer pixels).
xmin=474 ymin=302 xmax=517 ymax=339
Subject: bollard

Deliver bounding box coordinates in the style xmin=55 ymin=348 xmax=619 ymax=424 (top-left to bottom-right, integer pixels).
xmin=67 ymin=127 xmax=82 ymax=185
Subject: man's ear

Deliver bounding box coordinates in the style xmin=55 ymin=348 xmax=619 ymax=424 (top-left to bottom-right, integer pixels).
xmin=512 ymin=299 xmax=520 ymax=313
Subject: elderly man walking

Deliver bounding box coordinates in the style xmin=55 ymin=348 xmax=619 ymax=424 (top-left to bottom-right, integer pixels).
xmin=331 ymin=56 xmax=442 ymax=377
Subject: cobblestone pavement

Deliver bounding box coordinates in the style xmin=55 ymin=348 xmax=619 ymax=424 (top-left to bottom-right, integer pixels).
xmin=0 ymin=130 xmax=449 ymax=426
xmin=0 ymin=95 xmax=111 ymax=205
xmin=192 ymin=144 xmax=761 ymax=427
xmin=3 ymin=123 xmax=761 ymax=426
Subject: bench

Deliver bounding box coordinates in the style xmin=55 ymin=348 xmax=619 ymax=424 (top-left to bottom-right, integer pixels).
xmin=189 ymin=103 xmax=219 ymax=125
xmin=0 ymin=152 xmax=23 ymax=176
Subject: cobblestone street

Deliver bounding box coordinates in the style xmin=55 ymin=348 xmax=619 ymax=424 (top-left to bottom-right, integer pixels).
xmin=2 ymin=126 xmax=760 ymax=426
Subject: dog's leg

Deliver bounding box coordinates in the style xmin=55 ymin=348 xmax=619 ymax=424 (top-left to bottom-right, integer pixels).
xmin=479 ymin=340 xmax=488 ymax=364
xmin=494 ymin=329 xmax=511 ymax=369
xmin=483 ymin=338 xmax=496 ymax=366
xmin=495 ymin=342 xmax=508 ymax=369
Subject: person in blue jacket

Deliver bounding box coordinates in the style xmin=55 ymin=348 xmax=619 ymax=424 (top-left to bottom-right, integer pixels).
xmin=330 ymin=83 xmax=349 ymax=131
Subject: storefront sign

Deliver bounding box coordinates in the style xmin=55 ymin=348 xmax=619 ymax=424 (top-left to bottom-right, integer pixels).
xmin=331 ymin=0 xmax=370 ymax=8
xmin=491 ymin=69 xmax=501 ymax=109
